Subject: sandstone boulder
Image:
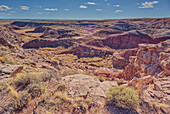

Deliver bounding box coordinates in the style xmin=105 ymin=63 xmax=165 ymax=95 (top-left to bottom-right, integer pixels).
xmin=61 ymin=74 xmax=117 ymax=98
xmin=0 ymin=64 xmax=23 ymax=78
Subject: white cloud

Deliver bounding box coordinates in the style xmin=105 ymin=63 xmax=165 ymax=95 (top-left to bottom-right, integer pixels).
xmin=139 ymin=1 xmax=159 ymax=8
xmin=10 ymin=11 xmax=15 ymax=13
xmin=80 ymin=5 xmax=87 ymax=8
xmin=20 ymin=6 xmax=29 ymax=10
xmin=0 ymin=5 xmax=11 ymax=11
xmin=96 ymin=9 xmax=102 ymax=11
xmin=114 ymin=10 xmax=123 ymax=13
xmin=44 ymin=8 xmax=58 ymax=11
xmin=113 ymin=5 xmax=120 ymax=7
xmin=87 ymin=2 xmax=96 ymax=5
xmin=64 ymin=9 xmax=69 ymax=11
xmin=107 ymin=3 xmax=110 ymax=6
xmin=37 ymin=12 xmax=43 ymax=15
xmin=0 ymin=13 xmax=11 ymax=15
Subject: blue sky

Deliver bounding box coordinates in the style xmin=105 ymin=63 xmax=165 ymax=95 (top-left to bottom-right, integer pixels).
xmin=0 ymin=0 xmax=169 ymax=20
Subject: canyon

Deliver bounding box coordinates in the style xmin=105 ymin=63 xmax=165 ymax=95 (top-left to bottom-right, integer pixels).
xmin=0 ymin=18 xmax=169 ymax=114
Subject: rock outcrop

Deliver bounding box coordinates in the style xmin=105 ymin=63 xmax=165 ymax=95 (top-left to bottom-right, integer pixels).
xmin=0 ymin=64 xmax=23 ymax=79
xmin=11 ymin=21 xmax=69 ymax=27
xmin=118 ymin=40 xmax=170 ymax=80
xmin=61 ymin=74 xmax=118 ymax=98
xmin=103 ymin=30 xmax=154 ymax=49
xmin=93 ymin=29 xmax=123 ymax=37
xmin=118 ymin=40 xmax=170 ymax=114
xmin=40 ymin=28 xmax=73 ymax=38
xmin=72 ymin=44 xmax=114 ymax=57
xmin=26 ymin=26 xmax=52 ymax=33
xmin=0 ymin=25 xmax=22 ymax=45
xmin=88 ymin=30 xmax=168 ymax=49
xmin=108 ymin=21 xmax=139 ymax=31
xmin=0 ymin=38 xmax=14 ymax=48
xmin=22 ymin=38 xmax=75 ymax=49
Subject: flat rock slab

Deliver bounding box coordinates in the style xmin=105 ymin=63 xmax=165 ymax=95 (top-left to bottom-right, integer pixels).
xmin=0 ymin=64 xmax=23 ymax=77
xmin=62 ymin=74 xmax=118 ymax=98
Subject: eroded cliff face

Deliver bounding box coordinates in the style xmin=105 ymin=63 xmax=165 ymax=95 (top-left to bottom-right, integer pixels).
xmin=116 ymin=40 xmax=170 ymax=113
xmin=119 ymin=40 xmax=170 ymax=80
xmin=22 ymin=38 xmax=75 ymax=49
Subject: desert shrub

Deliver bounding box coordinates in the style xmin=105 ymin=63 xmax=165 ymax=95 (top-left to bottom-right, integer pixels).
xmin=12 ymin=91 xmax=31 ymax=111
xmin=159 ymin=104 xmax=165 ymax=110
xmin=28 ymin=82 xmax=46 ymax=98
xmin=57 ymin=84 xmax=66 ymax=92
xmin=7 ymin=86 xmax=31 ymax=111
xmin=78 ymin=57 xmax=103 ymax=63
xmin=54 ymin=91 xmax=71 ymax=104
xmin=45 ymin=99 xmax=58 ymax=111
xmin=61 ymin=69 xmax=80 ymax=76
xmin=106 ymin=86 xmax=139 ymax=109
xmin=45 ymin=91 xmax=71 ymax=111
xmin=0 ymin=81 xmax=7 ymax=92
xmin=73 ymin=97 xmax=91 ymax=112
xmin=7 ymin=85 xmax=19 ymax=99
xmin=40 ymin=70 xmax=57 ymax=81
xmin=41 ymin=71 xmax=53 ymax=81
xmin=12 ymin=73 xmax=41 ymax=87
xmin=1 ymin=55 xmax=16 ymax=65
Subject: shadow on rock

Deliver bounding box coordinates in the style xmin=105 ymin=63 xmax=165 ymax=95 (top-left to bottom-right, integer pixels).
xmin=106 ymin=104 xmax=139 ymax=114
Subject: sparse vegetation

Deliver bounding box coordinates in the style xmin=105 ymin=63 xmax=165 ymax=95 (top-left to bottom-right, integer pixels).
xmin=78 ymin=57 xmax=103 ymax=63
xmin=7 ymin=85 xmax=31 ymax=111
xmin=106 ymin=85 xmax=139 ymax=109
xmin=73 ymin=97 xmax=91 ymax=113
xmin=60 ymin=69 xmax=80 ymax=76
xmin=159 ymin=104 xmax=165 ymax=110
xmin=45 ymin=91 xmax=71 ymax=111
xmin=57 ymin=84 xmax=66 ymax=92
xmin=11 ymin=72 xmax=41 ymax=87
xmin=12 ymin=91 xmax=31 ymax=111
xmin=28 ymin=82 xmax=46 ymax=98
xmin=0 ymin=18 xmax=169 ymax=114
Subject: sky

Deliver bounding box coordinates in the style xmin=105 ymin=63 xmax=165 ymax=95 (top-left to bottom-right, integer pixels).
xmin=0 ymin=0 xmax=170 ymax=20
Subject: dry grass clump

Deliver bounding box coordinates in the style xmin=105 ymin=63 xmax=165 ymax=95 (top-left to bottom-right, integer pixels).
xmin=1 ymin=54 xmax=16 ymax=64
xmin=12 ymin=91 xmax=31 ymax=111
xmin=11 ymin=72 xmax=41 ymax=87
xmin=7 ymin=85 xmax=31 ymax=111
xmin=44 ymin=91 xmax=71 ymax=111
xmin=73 ymin=97 xmax=91 ymax=113
xmin=60 ymin=69 xmax=80 ymax=77
xmin=77 ymin=57 xmax=112 ymax=68
xmin=11 ymin=70 xmax=55 ymax=87
xmin=57 ymin=84 xmax=66 ymax=92
xmin=28 ymin=82 xmax=46 ymax=98
xmin=0 ymin=81 xmax=7 ymax=92
xmin=78 ymin=57 xmax=103 ymax=63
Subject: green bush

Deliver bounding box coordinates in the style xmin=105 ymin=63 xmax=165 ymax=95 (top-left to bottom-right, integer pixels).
xmin=106 ymin=86 xmax=139 ymax=109
xmin=28 ymin=82 xmax=46 ymax=98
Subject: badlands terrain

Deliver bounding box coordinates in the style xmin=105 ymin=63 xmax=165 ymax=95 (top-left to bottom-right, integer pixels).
xmin=0 ymin=18 xmax=170 ymax=114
